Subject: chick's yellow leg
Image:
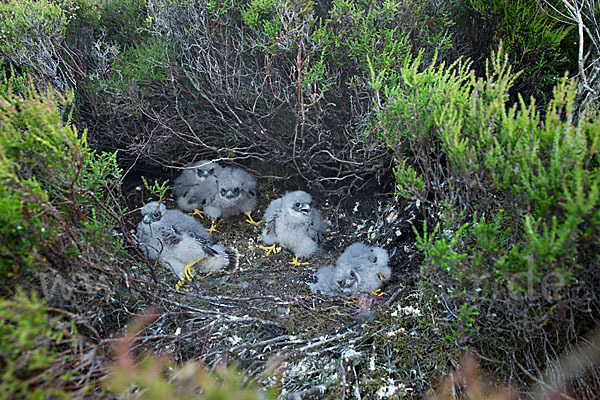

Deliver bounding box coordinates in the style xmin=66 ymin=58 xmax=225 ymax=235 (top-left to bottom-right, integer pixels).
xmin=176 ymin=260 xmax=199 ymax=291
xmin=207 ymin=219 xmax=219 ymax=233
xmin=289 ymin=256 xmax=308 ymax=266
xmin=183 ymin=260 xmax=198 ymax=281
xmin=259 ymin=244 xmax=278 ymax=256
xmin=189 ymin=209 xmax=204 ymax=218
xmin=244 ymin=212 xmax=263 ymax=226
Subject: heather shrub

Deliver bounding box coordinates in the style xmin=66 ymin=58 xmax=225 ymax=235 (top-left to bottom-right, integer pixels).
xmin=0 ymin=67 xmax=123 ymax=283
xmin=371 ymin=47 xmax=600 ymax=385
xmin=0 ymin=0 xmax=596 ymax=396
xmin=0 ymin=291 xmax=78 ymax=398
xmin=99 ymin=0 xmax=148 ymax=47
xmin=0 ymin=0 xmax=67 ymax=87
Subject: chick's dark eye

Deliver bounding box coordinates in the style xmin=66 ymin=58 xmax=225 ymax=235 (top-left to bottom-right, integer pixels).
xmin=295 ymin=202 xmax=300 ymax=207
xmin=350 ymin=271 xmax=357 ymax=278
xmin=373 ymin=257 xmax=377 ymax=263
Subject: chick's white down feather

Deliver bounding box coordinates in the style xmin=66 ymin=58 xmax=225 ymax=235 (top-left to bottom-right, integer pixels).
xmin=203 ymin=166 xmax=257 ymax=220
xmin=310 ymin=242 xmax=391 ymax=295
xmin=137 ymin=201 xmax=238 ymax=279
xmin=261 ymin=191 xmax=327 ymax=258
xmin=173 ymin=160 xmax=223 ymax=212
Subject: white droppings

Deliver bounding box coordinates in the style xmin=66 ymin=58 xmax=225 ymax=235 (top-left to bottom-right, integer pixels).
xmin=342 ymin=346 xmax=362 ymax=362
xmin=391 ymin=304 xmax=423 ymax=317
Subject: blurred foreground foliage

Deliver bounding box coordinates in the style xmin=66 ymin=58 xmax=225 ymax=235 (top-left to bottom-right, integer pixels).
xmin=0 ymin=290 xmax=77 ymax=399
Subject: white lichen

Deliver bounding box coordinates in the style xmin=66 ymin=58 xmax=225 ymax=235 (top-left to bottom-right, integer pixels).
xmin=228 ymin=335 xmax=243 ymax=345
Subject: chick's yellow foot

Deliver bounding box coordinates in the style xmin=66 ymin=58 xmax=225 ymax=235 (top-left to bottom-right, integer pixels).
xmin=176 ymin=260 xmax=199 ymax=291
xmin=189 ymin=209 xmax=204 ymax=218
xmin=175 ymin=280 xmax=190 ymax=292
xmin=259 ymin=244 xmax=278 ymax=256
xmin=371 ymin=288 xmax=384 ymax=296
xmin=207 ymin=220 xmax=219 ymax=233
xmin=289 ymin=256 xmax=309 ymax=266
xmin=244 ymin=212 xmax=263 ymax=227
xmin=183 ymin=260 xmax=199 ymax=281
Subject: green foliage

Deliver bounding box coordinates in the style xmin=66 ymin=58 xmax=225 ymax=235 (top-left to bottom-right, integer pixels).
xmin=241 ymin=0 xmax=305 ymax=54
xmin=0 ymin=290 xmax=76 ymax=399
xmin=110 ymin=35 xmax=172 ymax=93
xmin=239 ymin=0 xmax=448 ymax=100
xmin=206 ymin=0 xmax=236 ymax=16
xmin=100 ymin=0 xmax=148 ymax=47
xmin=0 ymin=0 xmax=66 ymax=65
xmin=107 ymin=358 xmax=267 ymax=400
xmin=327 ymin=0 xmax=413 ymax=87
xmin=393 ymin=159 xmax=425 ymax=198
xmin=0 ymin=69 xmax=123 ymax=280
xmin=415 ymin=221 xmax=469 ymax=277
xmin=468 ymin=0 xmax=568 ymax=53
xmin=59 ymin=0 xmax=102 ymax=43
xmin=0 ymin=61 xmax=29 ymax=98
xmin=141 ymin=176 xmax=169 ymax=202
xmin=460 ymin=0 xmax=574 ymax=99
xmin=373 ymin=45 xmax=600 ymax=362
xmin=241 ymin=0 xmax=278 ymax=30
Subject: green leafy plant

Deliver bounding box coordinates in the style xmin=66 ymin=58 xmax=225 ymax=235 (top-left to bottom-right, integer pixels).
xmin=0 ymin=68 xmax=123 ymax=280
xmin=141 ymin=176 xmax=169 ymax=203
xmin=110 ymin=35 xmax=172 ymax=93
xmin=371 ymin=44 xmax=600 ymax=381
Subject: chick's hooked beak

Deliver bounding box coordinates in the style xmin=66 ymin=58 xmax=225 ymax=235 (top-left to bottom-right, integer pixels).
xmin=221 ymin=188 xmax=240 ymax=199
xmin=300 ymin=204 xmax=311 ymax=215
